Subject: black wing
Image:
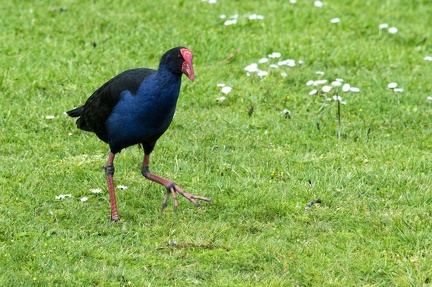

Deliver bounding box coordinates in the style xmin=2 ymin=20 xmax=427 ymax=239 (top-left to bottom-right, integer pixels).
xmin=67 ymin=68 xmax=155 ymax=143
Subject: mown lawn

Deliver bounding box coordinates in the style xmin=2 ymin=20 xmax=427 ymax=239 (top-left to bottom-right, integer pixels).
xmin=1 ymin=0 xmax=431 ymax=286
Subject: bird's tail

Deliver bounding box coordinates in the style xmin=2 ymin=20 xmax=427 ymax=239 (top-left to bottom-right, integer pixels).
xmin=66 ymin=106 xmax=83 ymax=117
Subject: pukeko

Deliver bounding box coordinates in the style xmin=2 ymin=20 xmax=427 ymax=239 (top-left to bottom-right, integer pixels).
xmin=67 ymin=47 xmax=211 ymax=221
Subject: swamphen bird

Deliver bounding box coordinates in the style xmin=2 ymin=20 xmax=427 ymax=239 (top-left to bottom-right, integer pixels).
xmin=67 ymin=47 xmax=211 ymax=221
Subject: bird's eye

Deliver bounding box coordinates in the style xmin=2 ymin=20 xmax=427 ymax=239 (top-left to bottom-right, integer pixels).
xmin=178 ymin=54 xmax=182 ymax=59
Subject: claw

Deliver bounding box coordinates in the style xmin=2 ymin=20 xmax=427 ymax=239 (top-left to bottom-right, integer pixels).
xmin=161 ymin=190 xmax=170 ymax=212
xmin=160 ymin=183 xmax=211 ymax=212
xmin=170 ymin=187 xmax=178 ymax=211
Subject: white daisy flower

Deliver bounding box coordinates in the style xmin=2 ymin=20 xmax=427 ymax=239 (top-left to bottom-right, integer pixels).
xmin=313 ymin=79 xmax=328 ymax=85
xmin=388 ymin=82 xmax=398 ymax=89
xmin=257 ymin=70 xmax=269 ymax=77
xmin=342 ymin=83 xmax=351 ymax=92
xmin=379 ymin=23 xmax=389 ymax=29
xmin=333 ymin=95 xmax=346 ymax=104
xmin=91 ymin=188 xmax=102 ymax=194
xmin=244 ymin=63 xmax=259 ymax=72
xmin=309 ymin=89 xmax=318 ymax=95
xmin=221 ymin=86 xmax=232 ymax=94
xmin=268 ymin=52 xmax=281 ymax=58
xmin=248 ymin=14 xmax=264 ymax=20
xmin=80 ymin=197 xmax=88 ymax=202
xmin=330 ymin=18 xmax=340 ymax=24
xmin=349 ymin=87 xmax=360 ymax=92
xmin=424 ymin=56 xmax=432 ymax=61
xmin=322 ymin=85 xmax=332 ymax=93
xmin=45 ymin=115 xmax=55 ymax=119
xmin=331 ymin=80 xmax=342 ymax=87
xmin=388 ymin=27 xmax=398 ymax=34
xmin=278 ymin=59 xmax=295 ymax=67
xmin=258 ymin=58 xmax=269 ymax=64
xmin=314 ymin=0 xmax=324 ymax=7
xmin=224 ymin=19 xmax=237 ymax=25
xmin=117 ymin=185 xmax=128 ymax=190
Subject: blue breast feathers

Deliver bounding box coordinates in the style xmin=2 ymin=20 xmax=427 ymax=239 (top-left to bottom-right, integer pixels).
xmin=106 ymin=73 xmax=182 ymax=153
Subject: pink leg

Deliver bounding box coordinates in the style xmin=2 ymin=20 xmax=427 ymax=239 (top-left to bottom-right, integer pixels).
xmin=141 ymin=154 xmax=211 ymax=211
xmin=105 ymin=152 xmax=119 ymax=221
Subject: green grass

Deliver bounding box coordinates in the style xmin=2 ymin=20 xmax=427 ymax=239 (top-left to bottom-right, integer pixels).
xmin=1 ymin=0 xmax=432 ymax=286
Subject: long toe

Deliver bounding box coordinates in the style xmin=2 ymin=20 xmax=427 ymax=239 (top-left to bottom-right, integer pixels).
xmin=192 ymin=195 xmax=212 ymax=202
xmin=163 ymin=184 xmax=211 ymax=210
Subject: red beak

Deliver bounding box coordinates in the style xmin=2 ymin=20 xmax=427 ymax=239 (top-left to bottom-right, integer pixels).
xmin=180 ymin=48 xmax=194 ymax=82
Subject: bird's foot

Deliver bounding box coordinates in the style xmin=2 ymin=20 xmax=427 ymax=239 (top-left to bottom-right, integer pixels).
xmin=162 ymin=183 xmax=212 ymax=212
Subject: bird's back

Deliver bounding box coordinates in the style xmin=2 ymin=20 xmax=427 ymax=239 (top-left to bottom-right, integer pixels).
xmin=68 ymin=68 xmax=155 ymax=143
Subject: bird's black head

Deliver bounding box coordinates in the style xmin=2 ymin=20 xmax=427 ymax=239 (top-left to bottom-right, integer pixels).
xmin=159 ymin=47 xmax=194 ymax=82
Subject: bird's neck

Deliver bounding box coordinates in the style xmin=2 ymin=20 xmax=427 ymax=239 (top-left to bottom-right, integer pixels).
xmin=153 ymin=67 xmax=182 ymax=96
